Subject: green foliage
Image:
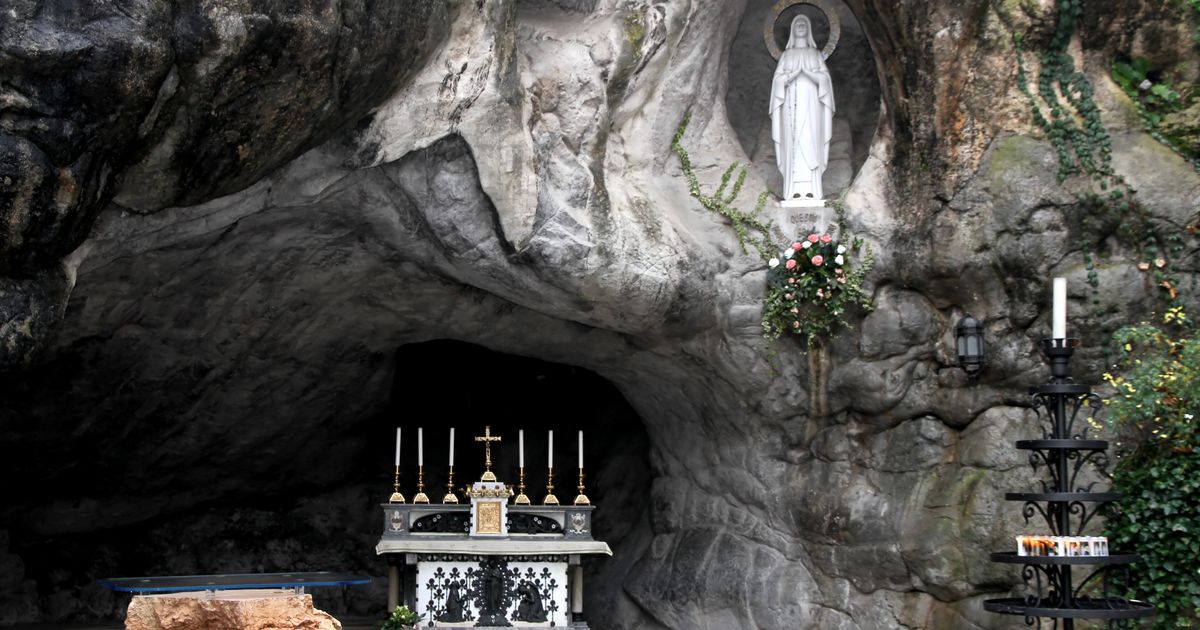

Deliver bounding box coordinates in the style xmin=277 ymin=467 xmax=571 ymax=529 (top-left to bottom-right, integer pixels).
xmin=761 ymin=233 xmax=873 ymax=343
xmin=1103 ymin=308 xmax=1199 ymax=450
xmin=671 ymin=114 xmax=776 ymax=260
xmin=671 ymin=115 xmax=874 ymax=347
xmin=1188 ymin=0 xmax=1200 ymax=42
xmin=1013 ymin=0 xmax=1194 ymax=305
xmin=1103 ymin=307 xmax=1200 ymax=627
xmin=1110 ymin=452 xmax=1200 ymax=627
xmin=381 ymin=605 xmax=424 ymax=629
xmin=1112 ymin=57 xmax=1197 ymax=165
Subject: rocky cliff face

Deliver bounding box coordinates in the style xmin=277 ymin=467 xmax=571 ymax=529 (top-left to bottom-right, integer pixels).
xmin=1 ymin=1 xmax=1197 ymax=629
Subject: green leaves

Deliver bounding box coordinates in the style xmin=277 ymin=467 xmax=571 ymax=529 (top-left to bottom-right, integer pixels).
xmin=761 ymin=237 xmax=873 ymax=344
xmin=1105 ymin=311 xmax=1200 ymax=627
xmin=672 ymin=114 xmax=776 ymax=260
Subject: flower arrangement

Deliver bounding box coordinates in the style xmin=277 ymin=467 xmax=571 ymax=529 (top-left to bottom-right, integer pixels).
xmin=381 ymin=605 xmax=424 ymax=630
xmin=762 ymin=231 xmax=873 ymax=343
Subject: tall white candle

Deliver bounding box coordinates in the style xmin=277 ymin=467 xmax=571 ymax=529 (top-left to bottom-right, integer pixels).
xmin=1052 ymin=277 xmax=1067 ymax=339
xmin=449 ymin=427 xmax=455 ymax=467
xmin=394 ymin=428 xmax=401 ymax=466
xmin=548 ymin=430 xmax=554 ymax=469
xmin=578 ymin=430 xmax=584 ymax=469
xmin=519 ymin=429 xmax=525 ymax=468
xmin=418 ymin=427 xmax=424 ymax=466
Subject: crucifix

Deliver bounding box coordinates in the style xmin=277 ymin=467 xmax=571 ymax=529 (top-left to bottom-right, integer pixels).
xmin=475 ymin=426 xmax=502 ymax=482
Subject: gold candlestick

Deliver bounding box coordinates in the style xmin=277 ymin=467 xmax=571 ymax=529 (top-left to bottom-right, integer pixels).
xmin=574 ymin=468 xmax=590 ymax=505
xmin=544 ymin=467 xmax=559 ymax=505
xmin=515 ymin=467 xmax=531 ymax=505
xmin=388 ymin=466 xmax=406 ymax=503
xmin=442 ymin=466 xmax=459 ymax=504
xmin=413 ymin=465 xmax=430 ymax=504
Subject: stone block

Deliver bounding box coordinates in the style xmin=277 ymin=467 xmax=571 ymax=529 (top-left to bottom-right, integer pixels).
xmin=125 ymin=589 xmax=341 ymax=630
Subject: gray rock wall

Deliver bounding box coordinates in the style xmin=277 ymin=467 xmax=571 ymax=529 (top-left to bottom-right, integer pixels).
xmin=1 ymin=0 xmax=1198 ymax=628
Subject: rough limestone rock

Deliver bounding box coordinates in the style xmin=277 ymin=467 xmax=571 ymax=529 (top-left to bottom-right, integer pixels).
xmin=125 ymin=590 xmax=341 ymax=630
xmin=0 ymin=0 xmax=447 ymax=267
xmin=1 ymin=1 xmax=1198 ymax=629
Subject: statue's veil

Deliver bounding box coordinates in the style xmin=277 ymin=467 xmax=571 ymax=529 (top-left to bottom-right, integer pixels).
xmin=785 ymin=15 xmax=818 ymax=50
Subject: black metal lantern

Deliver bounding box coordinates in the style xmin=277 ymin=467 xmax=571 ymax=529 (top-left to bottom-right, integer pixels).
xmin=956 ymin=314 xmax=986 ymax=377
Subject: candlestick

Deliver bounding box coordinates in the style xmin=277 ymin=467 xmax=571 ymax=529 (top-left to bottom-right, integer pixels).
xmin=1052 ymin=277 xmax=1067 ymax=340
xmin=544 ymin=467 xmax=559 ymax=505
xmin=394 ymin=427 xmax=401 ymax=466
xmin=449 ymin=427 xmax=455 ymax=467
xmin=442 ymin=466 xmax=458 ymax=504
xmin=548 ymin=430 xmax=554 ymax=469
xmin=388 ymin=465 xmax=405 ymax=503
xmin=413 ymin=465 xmax=429 ymax=504
xmin=574 ymin=468 xmax=590 ymax=505
xmin=519 ymin=429 xmax=525 ymax=468
xmin=578 ymin=430 xmax=583 ymax=469
xmin=418 ymin=427 xmax=424 ymax=466
xmin=515 ymin=466 xmax=531 ymax=505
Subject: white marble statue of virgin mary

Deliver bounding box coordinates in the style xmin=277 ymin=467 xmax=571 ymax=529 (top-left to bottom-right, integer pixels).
xmin=770 ymin=14 xmax=835 ymax=200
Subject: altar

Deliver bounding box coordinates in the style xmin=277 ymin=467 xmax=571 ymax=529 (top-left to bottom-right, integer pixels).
xmin=377 ymin=427 xmax=611 ymax=628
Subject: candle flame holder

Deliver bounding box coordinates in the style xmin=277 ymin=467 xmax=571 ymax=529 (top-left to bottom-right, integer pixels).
xmin=574 ymin=468 xmax=590 ymax=506
xmin=413 ymin=465 xmax=430 ymax=504
xmin=388 ymin=466 xmax=406 ymax=504
xmin=543 ymin=468 xmax=559 ymax=506
xmin=442 ymin=466 xmax=459 ymax=504
xmin=515 ymin=467 xmax=531 ymax=505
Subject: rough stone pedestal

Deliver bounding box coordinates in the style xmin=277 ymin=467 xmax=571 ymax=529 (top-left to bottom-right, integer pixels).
xmin=125 ymin=589 xmax=341 ymax=630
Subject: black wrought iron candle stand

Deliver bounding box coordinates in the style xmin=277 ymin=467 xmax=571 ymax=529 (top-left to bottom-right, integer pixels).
xmin=984 ymin=339 xmax=1154 ymax=627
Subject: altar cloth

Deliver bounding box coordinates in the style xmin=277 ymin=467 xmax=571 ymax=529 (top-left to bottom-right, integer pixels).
xmin=375 ymin=538 xmax=612 ymax=556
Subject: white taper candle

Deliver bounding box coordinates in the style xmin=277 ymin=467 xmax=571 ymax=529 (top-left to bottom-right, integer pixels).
xmin=578 ymin=430 xmax=584 ymax=469
xmin=449 ymin=427 xmax=455 ymax=467
xmin=418 ymin=427 xmax=424 ymax=466
xmin=519 ymin=429 xmax=525 ymax=468
xmin=394 ymin=427 xmax=401 ymax=466
xmin=548 ymin=430 xmax=554 ymax=469
xmin=1052 ymin=277 xmax=1067 ymax=339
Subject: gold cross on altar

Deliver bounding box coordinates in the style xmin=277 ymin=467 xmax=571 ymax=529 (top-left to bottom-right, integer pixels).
xmin=475 ymin=426 xmax=502 ymax=482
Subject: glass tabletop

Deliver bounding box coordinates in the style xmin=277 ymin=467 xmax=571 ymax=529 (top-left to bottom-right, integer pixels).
xmin=98 ymin=571 xmax=371 ymax=593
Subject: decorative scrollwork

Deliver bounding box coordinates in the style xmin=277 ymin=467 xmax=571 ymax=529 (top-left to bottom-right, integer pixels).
xmin=413 ymin=512 xmax=471 ymax=534
xmin=507 ymin=513 xmax=564 ymax=535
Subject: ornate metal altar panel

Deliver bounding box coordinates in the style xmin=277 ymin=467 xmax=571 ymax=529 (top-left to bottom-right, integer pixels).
xmin=415 ymin=557 xmax=568 ymax=627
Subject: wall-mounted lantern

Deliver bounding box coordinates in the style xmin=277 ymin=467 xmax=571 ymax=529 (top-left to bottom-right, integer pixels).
xmin=956 ymin=314 xmax=986 ymax=378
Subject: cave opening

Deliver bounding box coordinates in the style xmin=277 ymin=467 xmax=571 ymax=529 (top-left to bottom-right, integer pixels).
xmin=384 ymin=339 xmax=655 ymax=625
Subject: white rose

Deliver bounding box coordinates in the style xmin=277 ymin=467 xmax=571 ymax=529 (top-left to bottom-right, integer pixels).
xmin=835 ymin=255 xmax=844 ymax=265
xmin=768 ymin=258 xmax=779 ymax=268
xmin=801 ymin=241 xmax=812 ymax=249
xmin=836 ymin=245 xmax=846 ymax=254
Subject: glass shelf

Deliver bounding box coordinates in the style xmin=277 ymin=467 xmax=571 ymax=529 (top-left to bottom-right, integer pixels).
xmin=98 ymin=572 xmax=371 ymax=593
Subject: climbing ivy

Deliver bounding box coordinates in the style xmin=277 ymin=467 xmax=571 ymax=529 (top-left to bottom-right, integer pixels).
xmin=671 ymin=114 xmax=776 ymax=260
xmin=1112 ymin=57 xmax=1198 ymax=168
xmin=1012 ymin=0 xmax=1192 ymax=304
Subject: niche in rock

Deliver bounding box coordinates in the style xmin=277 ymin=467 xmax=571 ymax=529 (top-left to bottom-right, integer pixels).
xmin=727 ymin=0 xmax=882 ymax=199
xmin=390 ymin=340 xmax=654 ymax=625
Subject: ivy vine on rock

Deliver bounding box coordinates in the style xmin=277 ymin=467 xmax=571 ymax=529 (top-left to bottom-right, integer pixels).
xmin=672 ymin=114 xmax=873 ymax=346
xmin=1013 ymin=0 xmax=1195 ymax=304
xmin=671 ymin=114 xmax=775 ymax=260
